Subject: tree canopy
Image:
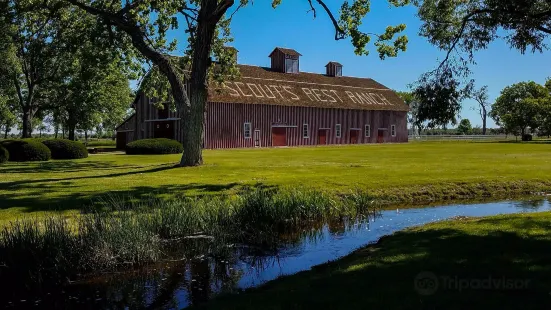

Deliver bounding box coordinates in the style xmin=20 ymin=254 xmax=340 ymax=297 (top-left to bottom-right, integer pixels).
xmin=490 ymin=81 xmax=551 ymax=137
xmin=457 ymin=118 xmax=472 ymax=135
xmin=409 ymin=0 xmax=551 ymax=127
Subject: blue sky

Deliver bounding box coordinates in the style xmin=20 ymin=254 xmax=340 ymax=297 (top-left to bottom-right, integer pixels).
xmin=167 ymin=1 xmax=550 ymax=128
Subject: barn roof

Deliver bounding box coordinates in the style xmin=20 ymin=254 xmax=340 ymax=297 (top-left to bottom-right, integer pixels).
xmin=268 ymin=47 xmax=302 ymax=57
xmin=208 ymin=64 xmax=409 ymax=112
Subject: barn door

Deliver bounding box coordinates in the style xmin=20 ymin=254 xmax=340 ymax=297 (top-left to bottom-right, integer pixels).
xmin=272 ymin=127 xmax=286 ymax=147
xmin=154 ymin=121 xmax=174 ymax=139
xmin=318 ymin=129 xmax=327 ymax=145
xmin=254 ymin=130 xmax=261 ymax=147
xmin=377 ymin=129 xmax=385 ymax=143
xmin=350 ymin=130 xmax=359 ymax=144
xmin=116 ymin=132 xmax=127 ymax=149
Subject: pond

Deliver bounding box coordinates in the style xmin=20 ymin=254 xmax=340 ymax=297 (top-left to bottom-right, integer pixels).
xmin=4 ymin=198 xmax=550 ymax=309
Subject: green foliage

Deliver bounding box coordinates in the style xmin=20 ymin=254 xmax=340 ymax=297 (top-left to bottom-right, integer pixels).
xmin=457 ymin=119 xmax=472 ymax=135
xmin=0 ymin=139 xmax=51 ymax=162
xmin=42 ymin=139 xmax=88 ymax=160
xmin=126 ymin=138 xmax=183 ymax=155
xmin=416 ymin=0 xmax=551 ymax=59
xmin=413 ymin=68 xmax=465 ymax=129
xmin=490 ymin=81 xmax=550 ymax=136
xmin=0 ymin=145 xmax=8 ymax=164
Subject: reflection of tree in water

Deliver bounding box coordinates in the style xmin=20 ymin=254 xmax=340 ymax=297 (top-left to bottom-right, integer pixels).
xmin=4 ymin=210 xmax=382 ymax=309
xmin=514 ymin=199 xmax=546 ymax=210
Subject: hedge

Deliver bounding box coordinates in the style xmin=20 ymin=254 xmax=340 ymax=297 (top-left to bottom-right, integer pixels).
xmin=126 ymin=138 xmax=183 ymax=155
xmin=0 ymin=145 xmax=8 ymax=164
xmin=0 ymin=139 xmax=51 ymax=162
xmin=42 ymin=139 xmax=88 ymax=159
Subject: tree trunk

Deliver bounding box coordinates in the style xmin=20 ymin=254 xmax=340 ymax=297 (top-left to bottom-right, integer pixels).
xmin=4 ymin=125 xmax=8 ymax=139
xmin=481 ymin=108 xmax=487 ymax=135
xmin=68 ymin=123 xmax=77 ymax=141
xmin=21 ymin=108 xmax=33 ymax=138
xmin=84 ymin=130 xmax=88 ymax=144
xmin=179 ymin=0 xmax=222 ymax=167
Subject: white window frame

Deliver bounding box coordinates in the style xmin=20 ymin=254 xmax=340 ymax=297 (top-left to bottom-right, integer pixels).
xmin=365 ymin=124 xmax=371 ymax=138
xmin=244 ymin=122 xmax=252 ymax=139
xmin=335 ymin=66 xmax=342 ymax=77
xmin=335 ymin=124 xmax=342 ymax=138
xmin=303 ymin=124 xmax=309 ymax=138
xmin=391 ymin=125 xmax=396 ymax=137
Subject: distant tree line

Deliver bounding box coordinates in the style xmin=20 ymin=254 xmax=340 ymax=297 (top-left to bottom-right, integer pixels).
xmin=0 ymin=1 xmax=137 ymax=141
xmin=400 ymin=79 xmax=551 ymax=139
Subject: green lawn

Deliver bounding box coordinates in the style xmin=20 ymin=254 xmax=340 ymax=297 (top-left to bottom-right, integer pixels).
xmin=1 ymin=142 xmax=551 ymax=222
xmin=197 ymin=212 xmax=551 ymax=309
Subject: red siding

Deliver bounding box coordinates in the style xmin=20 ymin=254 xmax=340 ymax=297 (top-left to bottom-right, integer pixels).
xmin=204 ymin=102 xmax=408 ymax=149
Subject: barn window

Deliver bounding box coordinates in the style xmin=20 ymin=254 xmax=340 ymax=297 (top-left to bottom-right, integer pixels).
xmin=365 ymin=125 xmax=371 ymax=138
xmin=244 ymin=122 xmax=252 ymax=138
xmin=303 ymin=124 xmax=309 ymax=138
xmin=335 ymin=124 xmax=342 ymax=138
xmin=285 ymin=57 xmax=299 ymax=73
xmin=391 ymin=125 xmax=396 ymax=137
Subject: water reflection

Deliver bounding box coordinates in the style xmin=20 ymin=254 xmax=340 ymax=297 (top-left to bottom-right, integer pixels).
xmin=3 ymin=198 xmax=550 ymax=309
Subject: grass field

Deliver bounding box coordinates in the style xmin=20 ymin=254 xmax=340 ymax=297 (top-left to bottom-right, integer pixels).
xmin=197 ymin=211 xmax=551 ymax=309
xmin=1 ymin=142 xmax=551 ymax=222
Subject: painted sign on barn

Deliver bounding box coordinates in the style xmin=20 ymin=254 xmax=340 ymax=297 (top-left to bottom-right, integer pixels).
xmin=219 ymin=81 xmax=395 ymax=107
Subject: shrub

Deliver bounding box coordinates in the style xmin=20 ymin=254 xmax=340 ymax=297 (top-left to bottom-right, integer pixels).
xmin=0 ymin=145 xmax=8 ymax=164
xmin=0 ymin=139 xmax=51 ymax=162
xmin=42 ymin=139 xmax=88 ymax=159
xmin=126 ymin=138 xmax=183 ymax=155
xmin=522 ymin=134 xmax=533 ymax=142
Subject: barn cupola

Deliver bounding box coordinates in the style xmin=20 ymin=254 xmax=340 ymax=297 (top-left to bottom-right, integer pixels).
xmin=269 ymin=47 xmax=302 ymax=73
xmin=326 ymin=61 xmax=343 ymax=77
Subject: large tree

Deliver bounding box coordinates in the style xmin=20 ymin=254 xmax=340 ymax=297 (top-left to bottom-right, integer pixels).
xmin=0 ymin=1 xmax=75 ymax=138
xmin=490 ymin=81 xmax=549 ymax=137
xmin=60 ymin=0 xmax=410 ymax=166
xmin=53 ymin=41 xmax=133 ymax=140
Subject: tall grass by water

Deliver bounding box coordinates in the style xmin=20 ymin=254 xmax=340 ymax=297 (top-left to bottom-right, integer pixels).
xmin=0 ymin=187 xmax=380 ymax=291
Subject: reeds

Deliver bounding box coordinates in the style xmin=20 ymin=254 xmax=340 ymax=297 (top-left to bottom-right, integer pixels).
xmin=0 ymin=187 xmax=380 ymax=289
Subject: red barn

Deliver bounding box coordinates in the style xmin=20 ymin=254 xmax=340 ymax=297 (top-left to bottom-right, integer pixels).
xmin=116 ymin=47 xmax=408 ymax=149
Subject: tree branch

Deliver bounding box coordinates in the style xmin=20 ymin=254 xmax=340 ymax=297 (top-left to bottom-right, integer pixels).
xmin=536 ymin=26 xmax=551 ymax=34
xmin=210 ymin=0 xmax=234 ymax=23
xmin=13 ymin=75 xmax=25 ymax=109
xmin=437 ymin=9 xmax=492 ymax=69
xmin=314 ymin=0 xmax=345 ymax=40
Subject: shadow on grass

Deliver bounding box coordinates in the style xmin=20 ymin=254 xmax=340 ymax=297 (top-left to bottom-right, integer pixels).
xmin=0 ymin=162 xmax=251 ymax=213
xmin=496 ymin=139 xmax=551 ymax=144
xmin=196 ymin=216 xmax=551 ymax=310
xmin=0 ymin=182 xmax=244 ymax=214
xmin=0 ymin=160 xmax=139 ymax=174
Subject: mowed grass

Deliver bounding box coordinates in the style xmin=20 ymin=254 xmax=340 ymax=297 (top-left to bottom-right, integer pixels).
xmin=1 ymin=142 xmax=551 ymax=221
xmin=197 ymin=212 xmax=551 ymax=309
